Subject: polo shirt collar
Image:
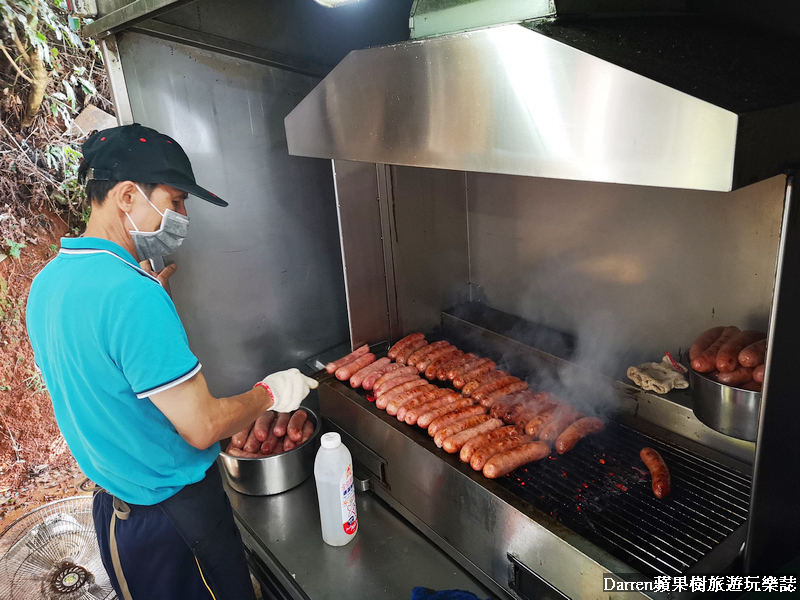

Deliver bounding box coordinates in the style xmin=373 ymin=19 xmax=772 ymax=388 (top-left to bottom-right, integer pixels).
xmin=60 ymin=237 xmax=138 ymax=266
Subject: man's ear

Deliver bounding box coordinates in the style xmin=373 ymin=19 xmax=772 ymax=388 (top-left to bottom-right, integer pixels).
xmin=110 ymin=181 xmax=139 ymax=214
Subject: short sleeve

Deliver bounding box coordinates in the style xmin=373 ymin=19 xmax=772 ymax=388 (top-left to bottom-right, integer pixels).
xmin=110 ymin=283 xmax=201 ymax=399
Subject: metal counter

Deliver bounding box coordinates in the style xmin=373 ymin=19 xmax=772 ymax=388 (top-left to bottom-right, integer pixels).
xmin=225 ymin=477 xmax=495 ymax=600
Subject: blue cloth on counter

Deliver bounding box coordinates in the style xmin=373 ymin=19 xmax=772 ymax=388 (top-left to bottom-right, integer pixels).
xmin=411 ymin=587 xmax=489 ymax=600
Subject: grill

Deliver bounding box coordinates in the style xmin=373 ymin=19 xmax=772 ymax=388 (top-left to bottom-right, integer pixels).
xmin=498 ymin=421 xmax=751 ymax=576
xmin=316 ymin=307 xmax=754 ymax=599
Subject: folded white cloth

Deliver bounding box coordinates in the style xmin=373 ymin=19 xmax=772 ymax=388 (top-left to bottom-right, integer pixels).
xmin=627 ymin=354 xmax=689 ymax=395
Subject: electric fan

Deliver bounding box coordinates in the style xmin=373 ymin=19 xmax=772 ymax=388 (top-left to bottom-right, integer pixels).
xmin=0 ymin=496 xmax=116 ymax=599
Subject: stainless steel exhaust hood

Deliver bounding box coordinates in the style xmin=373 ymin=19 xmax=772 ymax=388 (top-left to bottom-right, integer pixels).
xmin=285 ymin=15 xmax=800 ymax=191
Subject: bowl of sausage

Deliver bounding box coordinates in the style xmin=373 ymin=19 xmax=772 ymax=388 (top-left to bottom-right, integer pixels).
xmin=218 ymin=408 xmax=320 ymax=495
xmin=689 ymin=326 xmax=766 ymax=442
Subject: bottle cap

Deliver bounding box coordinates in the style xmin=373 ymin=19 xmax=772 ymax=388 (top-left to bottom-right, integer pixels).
xmin=320 ymin=432 xmax=341 ymax=449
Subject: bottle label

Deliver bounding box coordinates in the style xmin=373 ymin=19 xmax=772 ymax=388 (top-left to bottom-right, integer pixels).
xmin=340 ymin=464 xmax=358 ymax=535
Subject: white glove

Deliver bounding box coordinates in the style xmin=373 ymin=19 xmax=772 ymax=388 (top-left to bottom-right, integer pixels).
xmin=255 ymin=368 xmax=318 ymax=413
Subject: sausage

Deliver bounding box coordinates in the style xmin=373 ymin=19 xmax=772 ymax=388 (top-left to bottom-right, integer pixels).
xmin=242 ymin=424 xmax=262 ymax=453
xmin=405 ymin=392 xmax=463 ymax=425
xmin=442 ymin=418 xmax=503 ymax=454
xmin=326 ymin=344 xmax=370 ymax=374
xmin=640 ymin=447 xmax=671 ymax=499
xmin=416 ymin=397 xmax=475 ymax=429
xmin=350 ymin=357 xmax=391 ymax=388
xmin=470 ymin=435 xmax=530 ymax=471
xmin=439 ymin=353 xmax=478 ymax=381
xmin=471 ymin=376 xmax=523 ymax=403
xmin=388 ymin=333 xmax=425 ymax=360
xmin=739 ymin=338 xmax=768 ymax=368
xmin=691 ymin=326 xmax=740 ymax=373
xmin=397 ymin=387 xmax=449 ymax=422
xmin=336 ymin=352 xmax=375 ymax=381
xmin=460 ymin=425 xmax=522 ymax=463
xmin=434 ymin=414 xmax=494 ymax=448
xmin=753 ymin=363 xmax=766 ymax=384
xmin=386 ymin=384 xmax=436 ymax=416
xmin=453 ymin=361 xmax=497 ymax=389
xmin=554 ymin=417 xmax=605 ymax=454
xmin=374 ymin=367 xmax=418 ymax=394
xmin=272 ymin=412 xmax=291 ymax=437
xmin=261 ymin=429 xmax=280 ymax=455
xmin=440 ymin=418 xmax=502 ymax=452
xmin=300 ymin=420 xmax=315 ymax=444
xmin=716 ymin=330 xmax=766 ymax=373
xmin=450 ymin=357 xmax=491 ymax=381
xmin=230 ymin=426 xmax=250 ymax=450
xmin=407 ymin=340 xmax=450 ymax=368
xmin=376 ymin=379 xmax=427 ymax=410
xmin=478 ymin=381 xmax=530 ymax=408
xmin=743 ymin=380 xmax=763 ymax=392
xmin=287 ymin=410 xmax=308 ymax=442
xmin=428 ymin=405 xmax=487 ymax=437
xmin=416 ymin=345 xmax=457 ymax=373
xmin=483 ymin=442 xmax=551 ymax=478
xmin=524 ymin=407 xmax=557 ymax=437
xmin=362 ymin=362 xmax=402 ymax=390
xmin=425 ymin=349 xmax=463 ymax=380
xmin=253 ymin=412 xmax=276 ymax=442
xmin=375 ymin=373 xmax=420 ymax=397
xmin=462 ymin=370 xmax=509 ymax=396
xmin=272 ymin=437 xmax=285 ymax=455
xmin=716 ymin=366 xmax=754 ymax=387
xmin=283 ymin=437 xmax=297 ymax=452
xmin=396 ymin=338 xmax=429 ymax=364
xmin=540 ymin=408 xmax=583 ymax=446
xmin=225 ymin=446 xmax=261 ymax=458
xmin=689 ymin=326 xmax=726 ymax=362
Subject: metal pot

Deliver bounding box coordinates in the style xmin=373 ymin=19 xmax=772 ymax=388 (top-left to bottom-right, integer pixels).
xmin=218 ymin=408 xmax=321 ymax=495
xmin=689 ymin=369 xmax=761 ymax=442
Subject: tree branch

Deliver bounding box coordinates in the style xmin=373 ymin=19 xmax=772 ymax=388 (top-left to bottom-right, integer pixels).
xmin=0 ymin=42 xmax=33 ymax=84
xmin=11 ymin=23 xmax=30 ymax=66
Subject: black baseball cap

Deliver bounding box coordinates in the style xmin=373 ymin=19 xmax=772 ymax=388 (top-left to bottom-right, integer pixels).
xmin=81 ymin=123 xmax=228 ymax=207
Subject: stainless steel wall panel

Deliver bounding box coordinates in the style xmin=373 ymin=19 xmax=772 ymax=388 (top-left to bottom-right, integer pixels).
xmin=466 ymin=172 xmax=784 ymax=368
xmin=117 ymin=32 xmax=348 ymax=396
xmin=389 ymin=167 xmax=470 ymax=335
xmin=332 ymin=160 xmax=391 ymax=347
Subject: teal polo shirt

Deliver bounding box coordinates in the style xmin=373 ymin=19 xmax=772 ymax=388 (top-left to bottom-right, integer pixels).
xmin=26 ymin=237 xmax=219 ymax=505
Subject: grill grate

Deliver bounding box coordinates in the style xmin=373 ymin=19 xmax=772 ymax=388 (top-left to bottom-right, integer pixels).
xmin=497 ymin=421 xmax=751 ymax=576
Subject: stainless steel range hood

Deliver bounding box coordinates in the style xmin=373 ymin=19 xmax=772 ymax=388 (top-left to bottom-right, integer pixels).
xmin=285 ymin=15 xmax=800 ymax=191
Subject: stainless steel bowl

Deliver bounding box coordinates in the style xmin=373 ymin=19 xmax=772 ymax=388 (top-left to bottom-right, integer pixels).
xmin=689 ymin=369 xmax=761 ymax=442
xmin=218 ymin=408 xmax=321 ymax=495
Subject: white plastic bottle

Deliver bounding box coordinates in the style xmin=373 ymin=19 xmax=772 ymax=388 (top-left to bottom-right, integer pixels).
xmin=314 ymin=432 xmax=358 ymax=546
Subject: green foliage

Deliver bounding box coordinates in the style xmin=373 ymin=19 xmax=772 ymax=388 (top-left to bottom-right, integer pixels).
xmin=0 ymin=0 xmax=83 ymax=65
xmin=4 ymin=239 xmax=26 ymax=259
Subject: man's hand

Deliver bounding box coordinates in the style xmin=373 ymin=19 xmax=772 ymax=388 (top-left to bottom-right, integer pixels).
xmin=140 ymin=260 xmax=178 ymax=288
xmin=255 ymin=368 xmax=318 ymax=413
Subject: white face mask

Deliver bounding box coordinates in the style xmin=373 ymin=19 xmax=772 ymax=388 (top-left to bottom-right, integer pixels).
xmin=126 ymin=185 xmax=189 ymax=261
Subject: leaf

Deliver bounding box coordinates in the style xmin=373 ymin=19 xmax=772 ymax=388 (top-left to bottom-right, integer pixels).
xmin=78 ymin=76 xmax=95 ymax=95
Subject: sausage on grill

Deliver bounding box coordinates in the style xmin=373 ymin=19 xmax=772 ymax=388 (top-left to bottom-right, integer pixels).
xmin=478 ymin=381 xmax=530 ymax=408
xmin=350 ymin=357 xmax=391 ymax=388
xmin=362 ymin=362 xmax=403 ymax=390
xmin=454 ymin=361 xmax=497 ymax=389
xmin=396 ymin=338 xmax=429 ymax=364
xmin=374 ymin=367 xmax=418 ymax=394
xmin=440 ymin=353 xmax=478 ymax=381
xmin=459 ymin=425 xmax=523 ymax=463
xmin=428 ymin=405 xmax=487 ymax=436
xmin=336 ymin=353 xmax=375 ymax=381
xmin=388 ymin=333 xmax=425 ymax=360
xmin=442 ymin=418 xmax=503 ymax=454
xmin=376 ymin=378 xmax=426 ymax=409
xmin=483 ymin=442 xmax=551 ymax=478
xmin=326 ymin=344 xmax=370 ymax=374
xmin=407 ymin=340 xmax=450 ymax=368
xmin=417 ymin=345 xmax=458 ymax=373
xmin=405 ymin=392 xmax=463 ymax=426
xmin=434 ymin=414 xmax=494 ymax=448
xmin=462 ymin=370 xmax=508 ymax=396
xmin=470 ymin=434 xmax=530 ymax=471
xmin=375 ymin=373 xmax=420 ymax=397
xmin=425 ymin=349 xmax=463 ymax=380
xmin=554 ymin=417 xmax=605 ymax=454
xmin=540 ymin=408 xmax=583 ymax=446
xmin=397 ymin=387 xmax=448 ymax=422
xmin=386 ymin=385 xmax=436 ymax=416
xmin=640 ymin=447 xmax=671 ymax=498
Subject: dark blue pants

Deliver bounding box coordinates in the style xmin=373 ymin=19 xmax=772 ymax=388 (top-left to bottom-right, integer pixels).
xmin=93 ymin=462 xmax=256 ymax=600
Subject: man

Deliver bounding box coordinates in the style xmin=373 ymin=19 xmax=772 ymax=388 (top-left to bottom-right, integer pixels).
xmin=26 ymin=123 xmax=317 ymax=600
